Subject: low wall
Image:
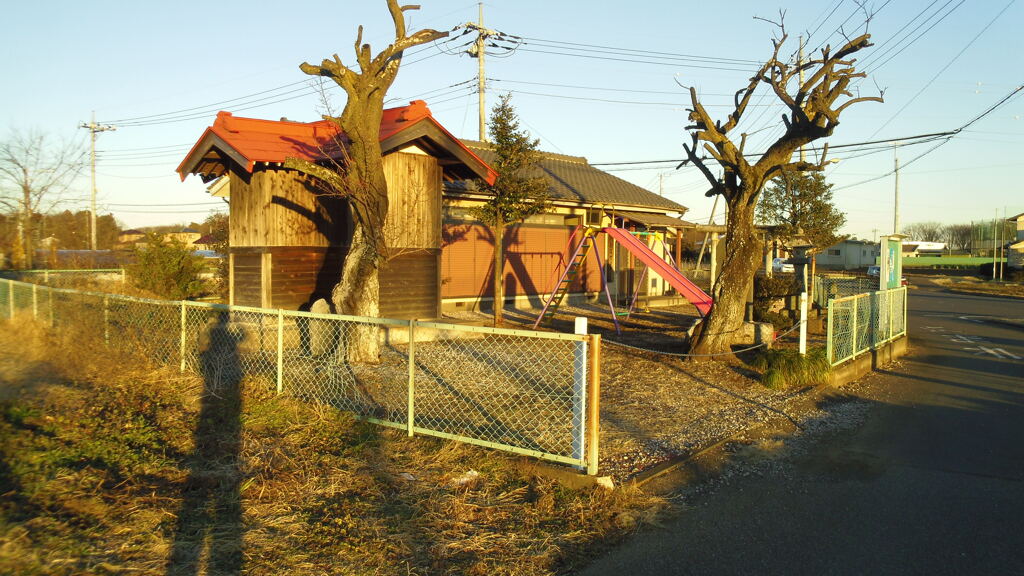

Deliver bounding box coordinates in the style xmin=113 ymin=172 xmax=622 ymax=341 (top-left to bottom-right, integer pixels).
xmin=829 ymin=335 xmax=909 ymax=387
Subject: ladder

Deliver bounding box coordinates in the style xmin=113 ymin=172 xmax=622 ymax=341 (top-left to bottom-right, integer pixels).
xmin=533 ymin=227 xmax=601 ymax=329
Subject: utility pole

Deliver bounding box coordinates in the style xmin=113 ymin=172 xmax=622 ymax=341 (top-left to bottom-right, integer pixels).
xmin=992 ymin=211 xmax=998 ymax=280
xmin=658 ymin=173 xmax=664 ymax=196
xmin=893 ymin=144 xmax=900 ymax=235
xmin=872 ymin=228 xmax=879 ymax=242
xmin=465 ymin=3 xmax=492 ymax=142
xmin=80 ymin=112 xmax=116 ymax=251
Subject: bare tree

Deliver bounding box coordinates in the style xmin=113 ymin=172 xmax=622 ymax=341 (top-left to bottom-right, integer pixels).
xmin=943 ymin=223 xmax=972 ymax=253
xmin=680 ymin=18 xmax=882 ymax=358
xmin=0 ymin=129 xmax=85 ymax=269
xmin=283 ymin=1 xmax=447 ymax=362
xmin=902 ymin=221 xmax=944 ymax=242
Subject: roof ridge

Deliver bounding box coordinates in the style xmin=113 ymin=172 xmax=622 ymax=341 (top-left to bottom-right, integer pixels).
xmin=461 ymin=139 xmax=588 ymax=165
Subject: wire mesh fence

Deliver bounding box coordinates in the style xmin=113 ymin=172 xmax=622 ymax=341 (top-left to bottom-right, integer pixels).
xmin=826 ymin=287 xmax=907 ymax=366
xmin=0 ymin=278 xmax=598 ymax=473
xmin=813 ymin=275 xmax=878 ymax=308
xmin=0 ymin=268 xmax=126 ymax=289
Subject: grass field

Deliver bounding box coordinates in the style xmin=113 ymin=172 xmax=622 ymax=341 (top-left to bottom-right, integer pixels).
xmin=0 ymin=320 xmax=665 ymax=576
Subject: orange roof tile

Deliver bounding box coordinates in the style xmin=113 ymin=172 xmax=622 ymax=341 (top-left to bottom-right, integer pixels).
xmin=177 ymin=100 xmax=495 ymax=183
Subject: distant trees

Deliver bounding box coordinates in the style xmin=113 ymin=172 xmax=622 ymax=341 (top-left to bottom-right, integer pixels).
xmin=471 ymin=94 xmax=549 ymax=325
xmin=757 ymin=171 xmax=845 ymax=251
xmin=0 ymin=129 xmax=85 ymax=268
xmin=902 ymin=221 xmax=944 ymax=242
xmin=943 ymin=223 xmax=973 ymax=252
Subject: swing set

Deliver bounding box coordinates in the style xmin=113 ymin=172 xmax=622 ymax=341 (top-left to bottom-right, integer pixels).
xmin=533 ymin=222 xmax=713 ymax=334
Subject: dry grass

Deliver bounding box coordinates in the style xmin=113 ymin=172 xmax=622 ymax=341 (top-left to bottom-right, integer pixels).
xmin=0 ymin=319 xmax=666 ymax=575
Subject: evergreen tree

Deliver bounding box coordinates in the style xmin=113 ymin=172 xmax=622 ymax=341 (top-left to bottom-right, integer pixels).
xmin=471 ymin=94 xmax=549 ymax=325
xmin=757 ymin=171 xmax=846 ymax=250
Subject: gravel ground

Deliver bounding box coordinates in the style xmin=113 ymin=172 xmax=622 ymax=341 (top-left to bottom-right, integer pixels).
xmin=444 ymin=302 xmax=830 ymax=481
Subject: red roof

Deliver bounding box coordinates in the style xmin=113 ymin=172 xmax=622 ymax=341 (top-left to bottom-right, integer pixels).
xmin=177 ymin=100 xmax=495 ymax=184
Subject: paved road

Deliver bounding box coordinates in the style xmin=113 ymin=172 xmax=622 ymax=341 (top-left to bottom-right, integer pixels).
xmin=581 ymin=285 xmax=1024 ymax=575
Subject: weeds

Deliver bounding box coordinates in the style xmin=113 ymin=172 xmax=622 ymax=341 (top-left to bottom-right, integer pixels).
xmin=752 ymin=347 xmax=831 ymax=390
xmin=0 ymin=320 xmax=666 ymax=575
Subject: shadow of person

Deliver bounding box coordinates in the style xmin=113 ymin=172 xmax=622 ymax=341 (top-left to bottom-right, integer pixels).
xmin=167 ymin=311 xmax=245 ymax=575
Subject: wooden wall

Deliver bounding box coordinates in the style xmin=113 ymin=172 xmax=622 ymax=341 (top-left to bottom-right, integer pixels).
xmin=232 ymin=252 xmax=263 ymax=307
xmin=379 ymin=250 xmax=440 ymax=320
xmin=382 ymin=151 xmax=442 ymax=250
xmin=440 ymin=223 xmax=600 ymax=300
xmin=229 ymin=169 xmax=346 ymax=248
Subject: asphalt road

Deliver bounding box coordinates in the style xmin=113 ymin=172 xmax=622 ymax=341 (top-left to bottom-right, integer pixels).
xmin=581 ymin=284 xmax=1024 ymax=576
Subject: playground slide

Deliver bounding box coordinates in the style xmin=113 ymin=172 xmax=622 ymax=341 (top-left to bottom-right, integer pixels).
xmin=602 ymin=227 xmax=713 ymax=316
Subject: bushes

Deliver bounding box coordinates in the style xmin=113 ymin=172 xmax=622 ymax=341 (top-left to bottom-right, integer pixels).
xmin=752 ymin=347 xmax=830 ymax=390
xmin=126 ymin=233 xmax=207 ymax=299
xmin=753 ymin=275 xmax=797 ymax=330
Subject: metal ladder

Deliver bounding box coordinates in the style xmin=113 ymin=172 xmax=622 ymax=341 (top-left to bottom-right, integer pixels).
xmin=533 ymin=227 xmax=600 ymax=328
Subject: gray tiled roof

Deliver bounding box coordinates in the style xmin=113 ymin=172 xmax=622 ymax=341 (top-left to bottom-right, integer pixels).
xmin=446 ymin=140 xmax=687 ymax=214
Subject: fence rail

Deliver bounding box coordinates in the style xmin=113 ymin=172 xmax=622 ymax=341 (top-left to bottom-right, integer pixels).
xmin=1 ymin=277 xmax=600 ymax=474
xmin=826 ymin=286 xmax=907 ymax=366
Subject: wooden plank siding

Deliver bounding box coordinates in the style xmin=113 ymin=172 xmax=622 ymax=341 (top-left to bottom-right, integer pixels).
xmin=379 ymin=250 xmax=440 ymax=320
xmin=382 ymin=151 xmax=442 ymax=250
xmin=229 ymin=169 xmax=346 ymax=248
xmin=440 ymin=222 xmax=601 ymax=300
xmin=232 ymin=252 xmax=263 ymax=308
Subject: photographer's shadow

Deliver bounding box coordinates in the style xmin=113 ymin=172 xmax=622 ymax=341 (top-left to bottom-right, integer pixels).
xmin=167 ymin=311 xmax=244 ymax=575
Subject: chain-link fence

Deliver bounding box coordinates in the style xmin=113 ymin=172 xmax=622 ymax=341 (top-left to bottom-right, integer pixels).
xmin=826 ymin=287 xmax=907 ymax=366
xmin=0 ymin=268 xmax=126 ymax=289
xmin=813 ymin=275 xmax=878 ymax=308
xmin=1 ymin=278 xmax=599 ymax=474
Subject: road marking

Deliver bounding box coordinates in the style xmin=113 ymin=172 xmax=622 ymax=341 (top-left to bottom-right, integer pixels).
xmin=949 ymin=334 xmax=983 ymax=343
xmin=964 ymin=346 xmax=1022 ymax=360
xmin=958 ymin=315 xmax=985 ymax=323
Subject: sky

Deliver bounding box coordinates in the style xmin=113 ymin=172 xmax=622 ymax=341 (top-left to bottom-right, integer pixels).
xmin=1 ymin=0 xmax=1021 ymax=240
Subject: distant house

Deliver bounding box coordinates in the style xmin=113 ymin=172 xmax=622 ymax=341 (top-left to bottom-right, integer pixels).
xmin=815 ymin=238 xmax=880 ymax=270
xmin=164 ymin=228 xmax=202 ymax=246
xmin=118 ymin=229 xmax=145 ymax=245
xmin=176 ymin=101 xmax=697 ymax=318
xmin=1008 ymin=211 xmax=1024 ymax=270
xmin=902 ymin=241 xmax=945 ymax=257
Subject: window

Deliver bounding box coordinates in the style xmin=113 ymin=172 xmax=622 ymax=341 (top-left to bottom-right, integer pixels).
xmin=828 ymin=249 xmax=841 ymax=256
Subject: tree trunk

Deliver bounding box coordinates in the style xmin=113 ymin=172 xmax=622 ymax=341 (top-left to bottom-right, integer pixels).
xmin=493 ymin=219 xmax=504 ymax=325
xmin=689 ymin=196 xmax=761 ymax=359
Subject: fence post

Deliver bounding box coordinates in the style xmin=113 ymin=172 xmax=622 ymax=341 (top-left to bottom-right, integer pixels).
xmin=44 ymin=270 xmax=49 ymax=284
xmin=32 ymin=284 xmax=38 ymax=320
xmin=902 ymin=287 xmax=908 ymax=337
xmin=799 ymin=292 xmax=808 ymax=355
xmin=103 ymin=295 xmax=110 ymax=346
xmin=407 ymin=319 xmax=416 ymax=437
xmin=573 ymin=317 xmax=588 ymax=465
xmin=888 ymin=291 xmax=894 ymax=342
xmin=121 ymin=268 xmax=127 ymax=284
xmin=277 ymin=309 xmax=284 ymax=395
xmin=826 ymin=299 xmax=834 ymax=364
xmin=586 ymin=333 xmax=601 ymax=476
xmin=8 ymin=279 xmax=13 ymax=319
xmin=48 ymin=289 xmax=53 ymax=327
xmin=179 ymin=301 xmax=187 ymax=373
xmin=852 ymin=296 xmax=859 ymax=356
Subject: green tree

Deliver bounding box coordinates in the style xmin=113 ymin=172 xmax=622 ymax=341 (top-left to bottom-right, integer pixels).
xmin=127 ymin=233 xmax=206 ymax=300
xmin=471 ymin=94 xmax=549 ymax=325
xmin=757 ymin=171 xmax=845 ymax=250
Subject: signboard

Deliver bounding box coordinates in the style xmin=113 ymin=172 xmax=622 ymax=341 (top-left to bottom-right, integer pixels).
xmin=879 ymin=236 xmax=904 ymax=290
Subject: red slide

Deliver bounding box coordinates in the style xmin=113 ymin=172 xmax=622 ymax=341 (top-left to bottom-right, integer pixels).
xmin=603 ymin=227 xmax=713 ymax=316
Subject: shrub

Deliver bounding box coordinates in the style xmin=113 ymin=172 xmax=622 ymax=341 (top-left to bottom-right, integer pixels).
xmin=126 ymin=233 xmax=207 ymax=299
xmin=753 ymin=275 xmax=797 ymax=330
xmin=752 ymin=347 xmax=830 ymax=390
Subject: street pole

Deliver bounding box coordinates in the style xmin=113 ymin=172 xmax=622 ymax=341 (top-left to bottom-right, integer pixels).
xmin=79 ymin=113 xmax=116 ymax=251
xmin=893 ymin=145 xmax=900 ymax=235
xmin=992 ymin=211 xmax=998 ymax=280
xmin=473 ymin=3 xmax=487 ymax=142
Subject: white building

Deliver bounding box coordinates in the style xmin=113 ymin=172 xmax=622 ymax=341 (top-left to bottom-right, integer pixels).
xmin=815 ymin=238 xmax=880 ymax=270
